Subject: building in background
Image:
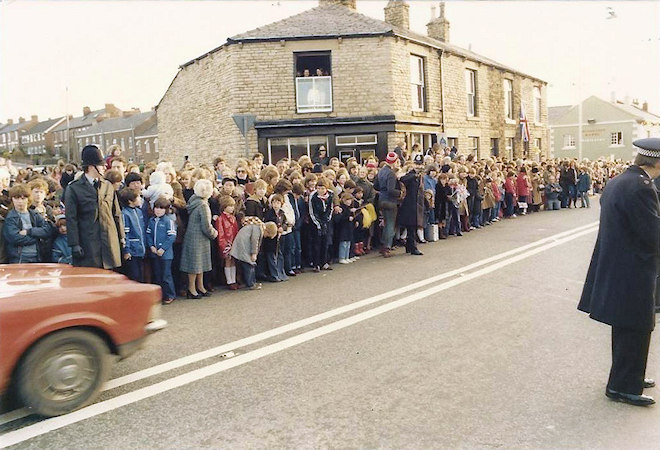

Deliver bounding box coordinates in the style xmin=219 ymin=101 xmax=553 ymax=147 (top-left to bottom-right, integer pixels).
xmin=0 ymin=116 xmax=39 ymax=154
xmin=22 ymin=117 xmax=66 ymax=157
xmin=76 ymin=110 xmax=157 ymax=164
xmin=157 ymin=0 xmax=548 ymax=165
xmin=549 ymin=95 xmax=660 ymax=161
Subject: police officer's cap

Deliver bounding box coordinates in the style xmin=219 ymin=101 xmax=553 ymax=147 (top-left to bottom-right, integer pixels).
xmin=81 ymin=144 xmax=104 ymax=166
xmin=633 ymin=138 xmax=660 ymax=158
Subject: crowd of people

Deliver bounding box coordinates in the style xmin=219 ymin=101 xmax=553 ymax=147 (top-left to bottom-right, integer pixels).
xmin=0 ymin=142 xmax=627 ymax=304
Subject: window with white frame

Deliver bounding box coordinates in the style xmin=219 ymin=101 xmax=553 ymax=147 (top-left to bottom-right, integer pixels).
xmin=563 ymin=134 xmax=575 ymax=148
xmin=145 ymin=140 xmax=151 ymax=154
xmin=468 ymin=136 xmax=479 ymax=158
xmin=267 ymin=136 xmax=329 ymax=165
xmin=410 ymin=55 xmax=426 ymax=112
xmin=295 ymin=51 xmax=332 ymax=113
xmin=610 ymin=132 xmax=622 ymax=146
xmin=154 ymin=138 xmax=158 ymax=153
xmin=534 ymin=138 xmax=541 ymax=150
xmin=533 ymin=87 xmax=542 ymax=123
xmin=506 ymin=137 xmax=514 ymax=159
xmin=504 ymin=79 xmax=513 ymax=120
xmin=466 ymin=69 xmax=477 ymax=116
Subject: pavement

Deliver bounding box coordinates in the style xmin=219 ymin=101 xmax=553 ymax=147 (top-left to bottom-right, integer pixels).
xmin=2 ymin=202 xmax=659 ymax=449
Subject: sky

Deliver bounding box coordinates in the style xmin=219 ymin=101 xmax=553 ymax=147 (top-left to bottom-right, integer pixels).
xmin=0 ymin=0 xmax=658 ymax=122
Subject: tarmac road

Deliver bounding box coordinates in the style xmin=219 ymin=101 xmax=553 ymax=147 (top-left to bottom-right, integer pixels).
xmin=2 ymin=202 xmax=659 ymax=449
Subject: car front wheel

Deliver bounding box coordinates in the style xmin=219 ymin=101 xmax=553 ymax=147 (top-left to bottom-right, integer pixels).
xmin=17 ymin=329 xmax=112 ymax=417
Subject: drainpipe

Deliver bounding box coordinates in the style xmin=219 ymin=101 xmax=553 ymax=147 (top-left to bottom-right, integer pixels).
xmin=438 ymin=49 xmax=446 ymax=134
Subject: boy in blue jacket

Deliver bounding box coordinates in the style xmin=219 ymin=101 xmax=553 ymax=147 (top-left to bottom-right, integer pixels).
xmin=119 ymin=188 xmax=146 ymax=282
xmin=51 ymin=215 xmax=73 ymax=264
xmin=146 ymin=197 xmax=177 ymax=304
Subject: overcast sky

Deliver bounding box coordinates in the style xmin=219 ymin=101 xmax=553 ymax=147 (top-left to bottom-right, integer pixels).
xmin=1 ymin=1 xmax=658 ymax=122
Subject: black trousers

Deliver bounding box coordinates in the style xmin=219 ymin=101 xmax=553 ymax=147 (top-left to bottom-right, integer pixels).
xmin=405 ymin=226 xmax=418 ymax=252
xmin=607 ymin=327 xmax=652 ymax=395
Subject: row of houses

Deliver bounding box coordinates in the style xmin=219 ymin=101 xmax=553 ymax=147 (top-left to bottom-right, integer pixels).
xmin=0 ymin=104 xmax=159 ymax=164
xmin=157 ymin=0 xmax=550 ymax=165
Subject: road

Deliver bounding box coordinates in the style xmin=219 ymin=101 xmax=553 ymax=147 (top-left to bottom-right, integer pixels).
xmin=2 ymin=202 xmax=659 ymax=449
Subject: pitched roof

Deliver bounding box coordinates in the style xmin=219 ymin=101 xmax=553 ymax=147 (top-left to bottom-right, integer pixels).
xmin=548 ymin=106 xmax=572 ymax=124
xmin=24 ymin=117 xmax=66 ymax=135
xmin=215 ymin=4 xmax=545 ymax=83
xmin=0 ymin=120 xmax=37 ymax=134
xmin=611 ymin=102 xmax=660 ymax=125
xmin=52 ymin=108 xmax=106 ymax=132
xmin=77 ymin=111 xmax=155 ymax=137
xmin=136 ymin=122 xmax=158 ymax=138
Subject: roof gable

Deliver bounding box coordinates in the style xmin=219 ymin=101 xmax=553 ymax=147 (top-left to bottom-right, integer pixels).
xmin=25 ymin=117 xmax=66 ymax=135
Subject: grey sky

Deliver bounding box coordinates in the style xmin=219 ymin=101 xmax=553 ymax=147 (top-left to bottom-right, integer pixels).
xmin=1 ymin=1 xmax=658 ymax=121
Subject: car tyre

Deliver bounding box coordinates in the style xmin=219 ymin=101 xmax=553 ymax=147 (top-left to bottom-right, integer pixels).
xmin=16 ymin=329 xmax=111 ymax=417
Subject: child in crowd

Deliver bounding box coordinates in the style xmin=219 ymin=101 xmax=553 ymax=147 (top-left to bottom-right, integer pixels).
xmin=577 ymin=166 xmax=591 ymax=208
xmin=3 ymin=184 xmax=53 ymax=263
xmin=51 ymin=215 xmax=72 ymax=264
xmin=120 ymin=187 xmax=146 ymax=282
xmin=263 ymin=193 xmax=288 ymax=281
xmin=446 ymin=178 xmax=463 ymax=237
xmin=230 ymin=219 xmax=278 ymax=290
xmin=335 ymin=193 xmax=355 ymax=264
xmin=146 ymin=197 xmax=177 ymax=304
xmin=423 ymin=189 xmax=436 ymax=241
xmin=288 ymin=183 xmax=306 ymax=274
xmin=435 ymin=173 xmax=450 ymax=239
xmin=545 ymin=175 xmax=563 ymax=211
xmin=245 ymin=179 xmax=268 ymax=220
xmin=309 ymin=178 xmax=333 ymax=272
xmin=143 ymin=171 xmax=174 ymax=209
xmin=216 ymin=196 xmax=239 ymax=290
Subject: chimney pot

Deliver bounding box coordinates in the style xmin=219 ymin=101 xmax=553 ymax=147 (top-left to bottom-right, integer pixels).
xmin=642 ymin=101 xmax=649 ymax=112
xmin=31 ymin=115 xmax=38 ymax=123
xmin=83 ymin=106 xmax=91 ymax=116
xmin=427 ymin=1 xmax=450 ymax=42
xmin=18 ymin=117 xmax=25 ymax=123
xmin=431 ymin=5 xmax=436 ymax=20
xmin=7 ymin=119 xmax=13 ymax=125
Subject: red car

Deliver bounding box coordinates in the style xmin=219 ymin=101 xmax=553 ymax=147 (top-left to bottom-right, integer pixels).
xmin=0 ymin=263 xmax=167 ymax=417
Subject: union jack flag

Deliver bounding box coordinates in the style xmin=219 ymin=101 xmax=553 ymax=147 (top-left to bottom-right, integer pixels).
xmin=520 ymin=101 xmax=530 ymax=143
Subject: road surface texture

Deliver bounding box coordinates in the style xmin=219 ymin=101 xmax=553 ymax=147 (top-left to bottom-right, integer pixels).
xmin=2 ymin=201 xmax=659 ymax=449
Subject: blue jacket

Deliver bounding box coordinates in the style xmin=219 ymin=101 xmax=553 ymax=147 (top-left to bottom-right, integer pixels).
xmin=51 ymin=233 xmax=73 ymax=264
xmin=2 ymin=208 xmax=53 ymax=263
xmin=375 ymin=165 xmax=400 ymax=203
xmin=122 ymin=206 xmax=146 ymax=257
xmin=288 ymin=193 xmax=305 ymax=230
xmin=577 ymin=172 xmax=591 ymax=193
xmin=145 ymin=214 xmax=177 ymax=260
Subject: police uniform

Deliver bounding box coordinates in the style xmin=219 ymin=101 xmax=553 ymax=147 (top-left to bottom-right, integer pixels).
xmin=578 ymin=137 xmax=660 ymax=405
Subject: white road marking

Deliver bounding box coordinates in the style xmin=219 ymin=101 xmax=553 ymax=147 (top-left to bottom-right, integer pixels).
xmin=0 ymin=220 xmax=599 ymax=427
xmin=0 ymin=225 xmax=598 ymax=448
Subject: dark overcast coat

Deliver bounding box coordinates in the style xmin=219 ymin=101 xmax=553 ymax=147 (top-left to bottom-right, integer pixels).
xmin=578 ymin=165 xmax=660 ymax=331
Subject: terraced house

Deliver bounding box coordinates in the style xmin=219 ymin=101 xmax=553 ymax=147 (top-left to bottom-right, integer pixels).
xmin=158 ymin=0 xmax=548 ymax=165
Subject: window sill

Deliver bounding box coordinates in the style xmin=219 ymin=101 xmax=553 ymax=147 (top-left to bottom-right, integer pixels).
xmin=412 ymin=110 xmax=430 ymax=117
xmin=505 ymin=119 xmax=516 ymax=125
xmin=466 ymin=116 xmax=480 ymax=122
xmin=534 ymin=122 xmax=543 ymax=127
xmin=609 ymin=144 xmax=624 ymax=148
xmin=562 ymin=146 xmax=576 ymax=150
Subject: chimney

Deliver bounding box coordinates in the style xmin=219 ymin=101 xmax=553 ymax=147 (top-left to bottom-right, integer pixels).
xmin=83 ymin=106 xmax=91 ymax=116
xmin=318 ymin=0 xmax=356 ymax=9
xmin=643 ymin=101 xmax=648 ymax=112
xmin=7 ymin=119 xmax=13 ymax=125
xmin=18 ymin=117 xmax=25 ymax=123
xmin=31 ymin=115 xmax=38 ymax=123
xmin=384 ymin=0 xmax=410 ymax=30
xmin=427 ymin=2 xmax=450 ymax=42
xmin=632 ymin=98 xmax=639 ymax=107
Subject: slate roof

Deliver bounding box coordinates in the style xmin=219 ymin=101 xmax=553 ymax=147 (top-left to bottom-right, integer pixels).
xmin=24 ymin=117 xmax=66 ymax=135
xmin=77 ymin=111 xmax=155 ymax=137
xmin=548 ymin=106 xmax=572 ymax=125
xmin=182 ymin=4 xmax=544 ymax=83
xmin=611 ymin=102 xmax=660 ymax=125
xmin=52 ymin=108 xmax=106 ymax=132
xmin=0 ymin=120 xmax=36 ymax=134
xmin=137 ymin=122 xmax=158 ymax=138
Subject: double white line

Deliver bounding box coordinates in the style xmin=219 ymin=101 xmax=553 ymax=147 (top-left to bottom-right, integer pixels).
xmin=0 ymin=221 xmax=599 ymax=448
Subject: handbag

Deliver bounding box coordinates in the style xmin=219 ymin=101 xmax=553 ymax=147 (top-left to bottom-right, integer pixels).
xmin=424 ymin=224 xmax=439 ymax=242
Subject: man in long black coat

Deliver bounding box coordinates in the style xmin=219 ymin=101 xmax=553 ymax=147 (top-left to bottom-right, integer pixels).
xmin=578 ymin=137 xmax=660 ymax=406
xmin=399 ymin=153 xmax=425 ymax=256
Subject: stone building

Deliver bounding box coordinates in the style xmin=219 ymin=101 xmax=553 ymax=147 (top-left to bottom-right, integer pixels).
xmin=23 ymin=117 xmax=66 ymax=156
xmin=549 ymin=96 xmax=660 ymax=161
xmin=158 ymin=0 xmax=548 ymax=165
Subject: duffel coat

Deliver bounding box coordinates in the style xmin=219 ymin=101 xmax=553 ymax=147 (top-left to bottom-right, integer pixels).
xmin=64 ymin=176 xmax=124 ymax=269
xmin=578 ymin=165 xmax=660 ymax=331
xmin=398 ymin=170 xmax=424 ymax=227
xmin=180 ymin=194 xmax=217 ymax=274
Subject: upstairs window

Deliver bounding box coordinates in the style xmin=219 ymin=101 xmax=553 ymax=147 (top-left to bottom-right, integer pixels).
xmin=563 ymin=134 xmax=576 ymax=148
xmin=410 ymin=55 xmax=426 ymax=112
xmin=295 ymin=51 xmax=332 ymax=113
xmin=466 ymin=69 xmax=477 ymax=117
xmin=610 ymin=131 xmax=622 ymax=146
xmin=504 ymin=79 xmax=513 ymax=120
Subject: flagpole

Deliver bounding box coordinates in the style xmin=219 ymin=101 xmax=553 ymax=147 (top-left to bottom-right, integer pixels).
xmin=65 ymin=86 xmax=71 ymax=162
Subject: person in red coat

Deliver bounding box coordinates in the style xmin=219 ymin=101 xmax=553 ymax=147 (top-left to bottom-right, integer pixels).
xmin=216 ymin=196 xmax=239 ymax=289
xmin=503 ymin=171 xmax=518 ymax=217
xmin=516 ymin=167 xmax=531 ymax=215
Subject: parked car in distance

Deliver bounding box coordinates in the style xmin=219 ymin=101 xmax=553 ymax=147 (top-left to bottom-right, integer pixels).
xmin=0 ymin=263 xmax=167 ymax=417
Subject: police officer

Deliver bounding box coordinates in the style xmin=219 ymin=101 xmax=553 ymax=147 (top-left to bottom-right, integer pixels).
xmin=578 ymin=137 xmax=660 ymax=406
xmin=64 ymin=145 xmax=125 ymax=269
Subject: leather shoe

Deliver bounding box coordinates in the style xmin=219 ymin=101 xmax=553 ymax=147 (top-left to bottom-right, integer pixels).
xmin=644 ymin=378 xmax=655 ymax=389
xmin=606 ymin=388 xmax=655 ymax=406
xmin=410 ymin=249 xmax=423 ymax=256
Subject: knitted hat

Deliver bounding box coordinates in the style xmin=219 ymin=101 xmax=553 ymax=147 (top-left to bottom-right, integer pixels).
xmin=385 ymin=152 xmax=398 ymax=165
xmin=365 ymin=161 xmax=378 ymax=169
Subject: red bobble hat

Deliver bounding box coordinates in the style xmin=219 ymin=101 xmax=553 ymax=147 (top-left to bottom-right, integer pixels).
xmin=385 ymin=152 xmax=398 ymax=164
